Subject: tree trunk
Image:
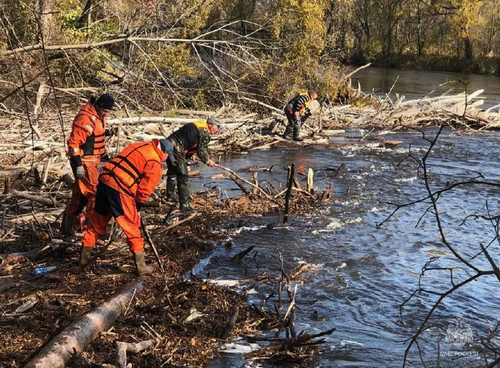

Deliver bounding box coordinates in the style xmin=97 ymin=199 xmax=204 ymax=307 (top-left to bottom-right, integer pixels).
xmin=37 ymin=0 xmax=55 ymax=43
xmin=24 ymin=280 xmax=145 ymax=368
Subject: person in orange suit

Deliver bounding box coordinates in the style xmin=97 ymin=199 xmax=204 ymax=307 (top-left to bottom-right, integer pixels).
xmin=79 ymin=138 xmax=175 ymax=276
xmin=61 ymin=93 xmax=116 ymax=238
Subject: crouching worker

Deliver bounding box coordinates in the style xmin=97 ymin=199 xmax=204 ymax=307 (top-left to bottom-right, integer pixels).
xmin=283 ymin=90 xmax=317 ymax=141
xmin=164 ymin=117 xmax=220 ymax=211
xmin=79 ymin=138 xmax=175 ymax=276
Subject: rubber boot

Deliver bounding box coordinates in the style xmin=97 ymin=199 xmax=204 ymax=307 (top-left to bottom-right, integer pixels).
xmin=60 ymin=213 xmax=77 ymax=237
xmin=293 ymin=122 xmax=303 ymax=142
xmin=166 ymin=176 xmax=178 ymax=202
xmin=178 ymin=182 xmax=195 ymax=212
xmin=79 ymin=246 xmax=93 ymax=267
xmin=283 ymin=124 xmax=293 ymax=139
xmin=133 ymin=252 xmax=153 ymax=276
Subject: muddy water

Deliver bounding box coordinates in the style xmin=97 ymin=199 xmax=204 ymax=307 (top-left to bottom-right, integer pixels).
xmin=187 ymin=128 xmax=500 ymax=367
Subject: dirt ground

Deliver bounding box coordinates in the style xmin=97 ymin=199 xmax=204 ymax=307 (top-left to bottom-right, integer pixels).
xmin=0 ymin=157 xmax=325 ymax=367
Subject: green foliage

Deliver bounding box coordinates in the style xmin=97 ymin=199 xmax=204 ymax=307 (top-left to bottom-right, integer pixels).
xmin=1 ymin=0 xmax=38 ymax=46
xmin=60 ymin=7 xmax=82 ymax=30
xmin=163 ymin=111 xmax=181 ymax=118
xmin=151 ymin=44 xmax=199 ymax=81
xmin=4 ymin=0 xmax=500 ymax=115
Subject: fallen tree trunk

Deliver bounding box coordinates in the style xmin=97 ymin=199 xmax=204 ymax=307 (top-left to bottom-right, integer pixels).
xmin=12 ymin=190 xmax=60 ymax=207
xmin=24 ymin=279 xmax=145 ymax=368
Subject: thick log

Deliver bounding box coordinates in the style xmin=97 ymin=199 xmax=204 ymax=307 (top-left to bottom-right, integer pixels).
xmin=6 ymin=208 xmax=64 ymax=224
xmin=11 ymin=190 xmax=60 ymax=207
xmin=24 ymin=279 xmax=145 ymax=368
xmin=108 ymin=117 xmax=198 ymax=125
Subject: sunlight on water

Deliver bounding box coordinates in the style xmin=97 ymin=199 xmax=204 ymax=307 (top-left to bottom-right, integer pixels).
xmin=197 ymin=128 xmax=500 ymax=368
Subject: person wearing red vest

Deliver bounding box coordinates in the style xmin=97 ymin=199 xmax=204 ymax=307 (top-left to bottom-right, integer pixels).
xmin=163 ymin=117 xmax=221 ymax=211
xmin=61 ymin=94 xmax=116 ymax=237
xmin=283 ymin=90 xmax=317 ymax=141
xmin=79 ymin=138 xmax=174 ymax=276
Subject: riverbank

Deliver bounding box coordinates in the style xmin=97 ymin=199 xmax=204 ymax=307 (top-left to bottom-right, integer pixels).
xmin=1 ymin=88 xmax=500 ymax=367
xmin=0 ymin=118 xmax=335 ymax=367
xmin=353 ymin=54 xmax=500 ymax=76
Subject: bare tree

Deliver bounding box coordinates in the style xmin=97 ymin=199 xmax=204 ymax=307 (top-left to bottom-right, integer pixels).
xmin=379 ymin=124 xmax=500 ymax=367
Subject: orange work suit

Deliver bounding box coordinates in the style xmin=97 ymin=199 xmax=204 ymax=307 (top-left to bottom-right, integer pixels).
xmin=64 ymin=101 xmax=107 ymax=221
xmin=82 ymin=139 xmax=167 ymax=254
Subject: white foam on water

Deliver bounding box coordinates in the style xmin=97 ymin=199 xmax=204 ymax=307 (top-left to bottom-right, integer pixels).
xmin=394 ymin=176 xmax=417 ymax=183
xmin=338 ymin=340 xmax=365 ymax=347
xmin=219 ymin=340 xmax=262 ymax=354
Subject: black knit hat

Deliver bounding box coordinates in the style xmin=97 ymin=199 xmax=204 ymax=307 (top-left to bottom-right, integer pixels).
xmin=95 ymin=94 xmax=115 ymax=110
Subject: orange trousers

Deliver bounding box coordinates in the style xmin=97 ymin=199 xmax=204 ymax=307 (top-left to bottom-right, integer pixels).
xmin=82 ymin=181 xmax=144 ymax=253
xmin=64 ymin=160 xmax=99 ymax=220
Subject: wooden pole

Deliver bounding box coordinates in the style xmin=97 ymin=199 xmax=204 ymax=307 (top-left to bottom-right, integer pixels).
xmin=283 ymin=163 xmax=295 ymax=226
xmin=24 ymin=280 xmax=145 ymax=368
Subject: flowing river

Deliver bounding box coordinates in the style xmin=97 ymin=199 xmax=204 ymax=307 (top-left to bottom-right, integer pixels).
xmin=351 ymin=66 xmax=500 ymax=110
xmin=189 ymin=68 xmax=500 ymax=368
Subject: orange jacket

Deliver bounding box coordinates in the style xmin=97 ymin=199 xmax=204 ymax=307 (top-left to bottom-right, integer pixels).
xmin=67 ymin=101 xmax=107 ymax=163
xmin=100 ymin=139 xmax=167 ymax=204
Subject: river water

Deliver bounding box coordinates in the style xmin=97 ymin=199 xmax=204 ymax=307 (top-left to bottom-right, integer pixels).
xmin=351 ymin=66 xmax=500 ymax=111
xmin=188 ymin=69 xmax=500 ymax=368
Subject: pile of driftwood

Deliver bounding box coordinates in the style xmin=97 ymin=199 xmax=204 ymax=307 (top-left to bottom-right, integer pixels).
xmin=1 ymin=87 xmax=499 ymax=174
xmin=1 ymin=86 xmax=497 ymax=228
xmin=326 ymin=88 xmax=500 ymax=132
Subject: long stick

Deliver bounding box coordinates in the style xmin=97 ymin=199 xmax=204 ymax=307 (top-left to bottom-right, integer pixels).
xmin=283 ymin=163 xmax=295 ymax=226
xmin=140 ymin=218 xmax=165 ymax=273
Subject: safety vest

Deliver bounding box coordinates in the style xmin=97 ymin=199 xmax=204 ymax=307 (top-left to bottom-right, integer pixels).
xmin=68 ymin=102 xmax=107 ymax=158
xmin=193 ymin=120 xmax=208 ymax=130
xmin=297 ymin=94 xmax=311 ymax=114
xmin=80 ymin=124 xmax=106 ymax=156
xmin=286 ymin=94 xmax=311 ymax=114
xmin=101 ymin=141 xmax=162 ymax=197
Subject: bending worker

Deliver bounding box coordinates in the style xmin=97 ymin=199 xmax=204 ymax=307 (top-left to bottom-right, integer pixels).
xmin=61 ymin=93 xmax=116 ymax=237
xmin=79 ymin=138 xmax=175 ymax=276
xmin=164 ymin=117 xmax=221 ymax=212
xmin=283 ymin=90 xmax=317 ymax=141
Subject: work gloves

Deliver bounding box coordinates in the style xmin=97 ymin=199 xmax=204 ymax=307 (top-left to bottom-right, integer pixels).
xmin=105 ymin=126 xmax=119 ymax=137
xmin=75 ymin=166 xmax=85 ymax=180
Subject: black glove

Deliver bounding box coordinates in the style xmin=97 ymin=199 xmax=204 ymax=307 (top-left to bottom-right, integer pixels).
xmin=136 ymin=201 xmax=143 ymax=210
xmin=75 ymin=166 xmax=85 ymax=180
xmin=105 ymin=126 xmax=118 ymax=137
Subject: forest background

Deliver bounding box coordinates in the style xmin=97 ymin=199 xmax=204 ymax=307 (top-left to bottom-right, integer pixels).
xmin=1 ymin=0 xmax=500 ymax=114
